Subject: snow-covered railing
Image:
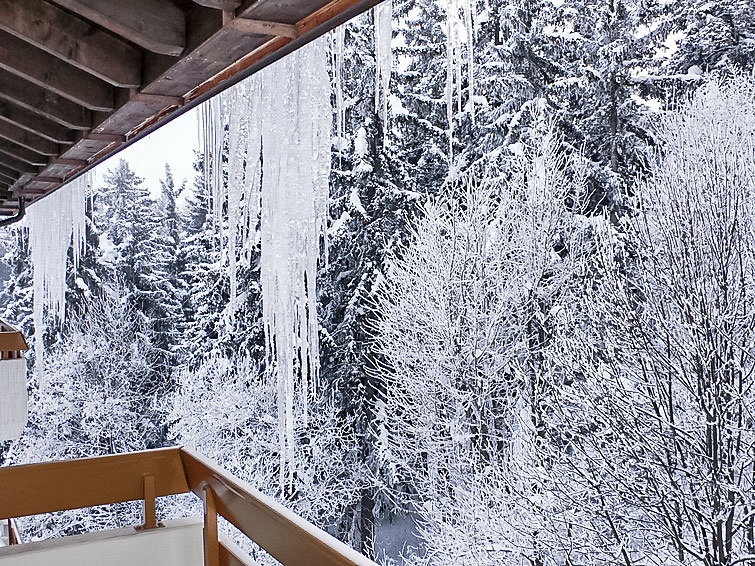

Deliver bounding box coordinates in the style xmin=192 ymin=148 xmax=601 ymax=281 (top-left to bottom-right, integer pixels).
xmin=0 ymin=448 xmax=377 ymax=566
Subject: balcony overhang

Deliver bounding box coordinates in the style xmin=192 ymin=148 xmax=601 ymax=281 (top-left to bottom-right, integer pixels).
xmin=0 ymin=0 xmax=381 ymax=217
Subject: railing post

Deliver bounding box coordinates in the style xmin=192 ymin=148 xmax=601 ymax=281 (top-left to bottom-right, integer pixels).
xmin=140 ymin=473 xmax=158 ymax=530
xmin=203 ymin=486 xmax=220 ymax=566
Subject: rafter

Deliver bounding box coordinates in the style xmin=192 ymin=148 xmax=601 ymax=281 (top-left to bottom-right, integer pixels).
xmin=51 ymin=0 xmax=186 ymax=56
xmin=0 ymin=121 xmax=59 ymax=156
xmin=0 ymin=165 xmax=17 ymax=183
xmin=0 ymin=71 xmax=91 ymax=130
xmin=0 ymin=0 xmax=141 ymax=88
xmin=0 ymin=102 xmax=74 ymax=145
xmin=0 ymin=140 xmax=48 ymax=167
xmin=0 ymin=154 xmax=38 ymax=175
xmin=0 ymin=31 xmax=115 ymax=111
xmin=193 ymin=0 xmax=241 ymax=9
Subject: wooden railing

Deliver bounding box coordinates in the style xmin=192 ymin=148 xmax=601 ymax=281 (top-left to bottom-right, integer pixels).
xmin=0 ymin=447 xmax=377 ymax=566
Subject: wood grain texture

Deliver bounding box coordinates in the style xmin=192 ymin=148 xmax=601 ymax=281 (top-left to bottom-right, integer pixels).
xmin=0 ymin=30 xmax=114 ymax=111
xmin=52 ymin=0 xmax=187 ymax=56
xmin=0 ymin=448 xmax=189 ymax=520
xmin=0 ymin=70 xmax=92 ymax=130
xmin=0 ymin=0 xmax=141 ymax=87
xmin=0 ymin=102 xmax=74 ymax=145
xmin=0 ymin=120 xmax=60 ymax=156
xmin=0 ymin=140 xmax=48 ymax=167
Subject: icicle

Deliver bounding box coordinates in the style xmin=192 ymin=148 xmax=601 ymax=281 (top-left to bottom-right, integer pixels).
xmin=446 ymin=0 xmax=455 ymax=180
xmin=464 ymin=0 xmax=476 ymax=123
xmin=200 ymin=96 xmax=225 ymax=254
xmin=204 ymin=37 xmax=331 ymax=489
xmin=225 ymin=86 xmax=247 ymax=306
xmin=333 ymin=25 xmax=346 ymax=158
xmin=374 ymin=1 xmax=392 ymax=145
xmin=28 ymin=173 xmax=89 ymax=387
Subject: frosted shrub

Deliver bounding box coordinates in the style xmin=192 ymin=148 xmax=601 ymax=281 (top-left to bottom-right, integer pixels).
xmin=372 ymin=125 xmax=586 ymax=565
xmin=170 ymin=353 xmax=364 ymax=564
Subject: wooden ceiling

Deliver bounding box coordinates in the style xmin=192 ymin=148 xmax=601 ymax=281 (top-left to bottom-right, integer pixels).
xmin=0 ymin=0 xmax=379 ymax=217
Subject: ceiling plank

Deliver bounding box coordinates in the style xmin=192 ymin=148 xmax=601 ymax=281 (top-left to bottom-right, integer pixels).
xmin=51 ymin=0 xmax=186 ymax=56
xmin=0 ymin=71 xmax=92 ymax=130
xmin=0 ymin=0 xmax=141 ymax=88
xmin=0 ymin=121 xmax=60 ymax=156
xmin=0 ymin=140 xmax=49 ymax=167
xmin=0 ymin=30 xmax=115 ymax=111
xmin=0 ymin=102 xmax=74 ymax=145
xmin=193 ymin=0 xmax=241 ymax=9
xmin=0 ymin=154 xmax=38 ymax=175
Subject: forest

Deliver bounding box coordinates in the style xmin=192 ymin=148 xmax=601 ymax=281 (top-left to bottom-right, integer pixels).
xmin=1 ymin=1 xmax=755 ymax=565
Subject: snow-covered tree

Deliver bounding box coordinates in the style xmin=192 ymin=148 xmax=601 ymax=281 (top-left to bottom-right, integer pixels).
xmin=372 ymin=125 xmax=586 ymax=564
xmin=551 ymin=77 xmax=755 ymax=566
xmin=8 ymin=283 xmax=163 ymax=539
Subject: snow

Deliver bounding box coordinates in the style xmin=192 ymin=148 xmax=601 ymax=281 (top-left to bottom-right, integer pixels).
xmin=200 ymin=36 xmax=331 ymax=489
xmin=27 ymin=173 xmax=90 ymax=386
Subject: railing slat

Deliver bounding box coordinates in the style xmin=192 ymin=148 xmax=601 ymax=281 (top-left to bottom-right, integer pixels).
xmin=180 ymin=448 xmax=378 ymax=566
xmin=0 ymin=448 xmax=189 ymax=519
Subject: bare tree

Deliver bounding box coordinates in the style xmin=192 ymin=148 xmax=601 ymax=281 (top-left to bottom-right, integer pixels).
xmin=551 ymin=78 xmax=755 ymax=566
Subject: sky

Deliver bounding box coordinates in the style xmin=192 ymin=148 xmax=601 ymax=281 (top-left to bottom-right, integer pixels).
xmin=96 ymin=107 xmax=200 ymax=201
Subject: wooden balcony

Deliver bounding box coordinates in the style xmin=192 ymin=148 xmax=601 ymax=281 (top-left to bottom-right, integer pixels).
xmin=0 ymin=447 xmax=377 ymax=566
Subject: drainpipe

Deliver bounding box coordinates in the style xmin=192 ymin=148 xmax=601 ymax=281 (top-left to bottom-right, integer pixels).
xmin=0 ymin=198 xmax=25 ymax=228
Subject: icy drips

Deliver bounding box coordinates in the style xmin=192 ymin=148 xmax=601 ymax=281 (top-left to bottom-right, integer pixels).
xmin=374 ymin=1 xmax=392 ymax=144
xmin=201 ymin=37 xmax=331 ymax=489
xmin=333 ymin=25 xmax=345 ymax=156
xmin=28 ymin=173 xmax=90 ymax=386
xmin=445 ymin=0 xmax=476 ymax=179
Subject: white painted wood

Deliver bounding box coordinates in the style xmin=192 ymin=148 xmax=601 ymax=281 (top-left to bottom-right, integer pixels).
xmin=0 ymin=517 xmax=204 ymax=566
xmin=0 ymin=358 xmax=27 ymax=440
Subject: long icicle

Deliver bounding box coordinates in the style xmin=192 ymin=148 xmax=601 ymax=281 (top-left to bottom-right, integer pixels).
xmin=204 ymin=37 xmax=331 ymax=492
xmin=374 ymin=1 xmax=392 ymax=145
xmin=29 ymin=173 xmax=89 ymax=387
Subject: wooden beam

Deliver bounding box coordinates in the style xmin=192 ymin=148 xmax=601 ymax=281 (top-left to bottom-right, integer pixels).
xmin=86 ymin=132 xmax=126 ymax=143
xmin=193 ymin=0 xmax=241 ymax=9
xmin=0 ymin=102 xmax=74 ymax=145
xmin=227 ymin=18 xmax=299 ymax=39
xmin=0 ymin=31 xmax=115 ymax=112
xmin=0 ymin=71 xmax=91 ymax=130
xmin=32 ymin=176 xmax=64 ymax=184
xmin=52 ymin=158 xmax=88 ymax=167
xmin=0 ymin=140 xmax=48 ymax=167
xmin=0 ymin=0 xmax=141 ymax=88
xmin=0 ymin=166 xmax=17 ymax=183
xmin=0 ymin=154 xmax=37 ymax=175
xmin=0 ymin=120 xmax=60 ymax=156
xmin=52 ymin=0 xmax=186 ymax=56
xmin=131 ymin=93 xmax=185 ymax=107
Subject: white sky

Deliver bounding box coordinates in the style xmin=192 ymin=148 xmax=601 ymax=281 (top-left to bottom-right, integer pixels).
xmin=96 ymin=107 xmax=200 ymax=200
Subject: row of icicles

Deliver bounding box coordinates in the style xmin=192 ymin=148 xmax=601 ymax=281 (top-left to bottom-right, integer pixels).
xmin=25 ymin=0 xmax=476 ymax=489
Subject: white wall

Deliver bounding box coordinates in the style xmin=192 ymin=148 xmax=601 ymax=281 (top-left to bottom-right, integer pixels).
xmin=0 ymin=517 xmax=204 ymax=566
